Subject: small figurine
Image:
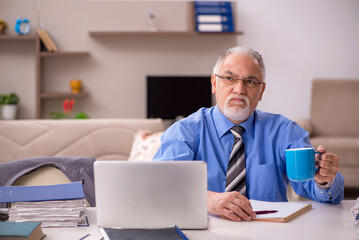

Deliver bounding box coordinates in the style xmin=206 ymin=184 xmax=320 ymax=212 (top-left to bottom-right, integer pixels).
xmin=0 ymin=19 xmax=7 ymax=35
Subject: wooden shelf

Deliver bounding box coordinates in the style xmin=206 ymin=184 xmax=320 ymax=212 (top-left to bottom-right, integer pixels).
xmin=0 ymin=35 xmax=37 ymax=41
xmin=40 ymin=92 xmax=89 ymax=99
xmin=89 ymin=31 xmax=243 ymax=37
xmin=40 ymin=51 xmax=90 ymax=57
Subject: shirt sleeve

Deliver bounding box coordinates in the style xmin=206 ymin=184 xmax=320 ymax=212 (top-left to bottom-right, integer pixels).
xmin=286 ymin=122 xmax=345 ymax=204
xmin=152 ymin=121 xmax=196 ymax=161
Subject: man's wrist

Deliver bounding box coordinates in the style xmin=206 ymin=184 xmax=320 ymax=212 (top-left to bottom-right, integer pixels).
xmin=315 ymin=177 xmax=335 ymax=189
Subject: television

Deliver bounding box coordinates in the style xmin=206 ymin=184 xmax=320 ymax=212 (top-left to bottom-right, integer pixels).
xmin=147 ymin=76 xmax=213 ymax=119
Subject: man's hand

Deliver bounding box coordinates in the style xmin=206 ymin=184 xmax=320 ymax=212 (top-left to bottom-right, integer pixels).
xmin=315 ymin=145 xmax=339 ymax=184
xmin=207 ymin=191 xmax=256 ymax=222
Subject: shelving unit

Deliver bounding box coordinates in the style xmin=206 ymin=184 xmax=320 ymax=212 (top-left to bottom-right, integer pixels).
xmin=37 ymin=48 xmax=90 ymax=118
xmin=1 ymin=35 xmax=89 ymax=118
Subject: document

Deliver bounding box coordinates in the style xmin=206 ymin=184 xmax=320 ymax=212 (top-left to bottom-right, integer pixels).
xmin=250 ymin=200 xmax=312 ymax=222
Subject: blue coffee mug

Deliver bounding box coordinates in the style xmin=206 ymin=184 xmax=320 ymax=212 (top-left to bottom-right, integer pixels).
xmin=285 ymin=148 xmax=319 ymax=182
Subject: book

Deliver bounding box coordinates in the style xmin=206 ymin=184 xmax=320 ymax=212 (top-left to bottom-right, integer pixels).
xmin=0 ymin=222 xmax=46 ymax=240
xmin=0 ymin=182 xmax=85 ymax=203
xmin=36 ymin=29 xmax=52 ymax=52
xmin=100 ymin=225 xmax=188 ymax=240
xmin=251 ymin=200 xmax=312 ymax=223
xmin=36 ymin=29 xmax=58 ymax=52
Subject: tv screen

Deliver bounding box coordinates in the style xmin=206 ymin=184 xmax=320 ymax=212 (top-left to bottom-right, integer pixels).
xmin=147 ymin=76 xmax=212 ymax=119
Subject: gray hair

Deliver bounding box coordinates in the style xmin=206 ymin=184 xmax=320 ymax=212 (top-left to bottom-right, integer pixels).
xmin=212 ymin=45 xmax=266 ymax=81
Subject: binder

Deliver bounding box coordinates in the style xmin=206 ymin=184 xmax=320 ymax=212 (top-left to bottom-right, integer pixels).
xmin=196 ymin=14 xmax=233 ymax=24
xmin=195 ymin=6 xmax=232 ymax=14
xmin=194 ymin=1 xmax=234 ymax=33
xmin=194 ymin=1 xmax=231 ymax=8
xmin=197 ymin=23 xmax=234 ymax=32
xmin=0 ymin=182 xmax=85 ymax=203
xmin=100 ymin=225 xmax=189 ymax=240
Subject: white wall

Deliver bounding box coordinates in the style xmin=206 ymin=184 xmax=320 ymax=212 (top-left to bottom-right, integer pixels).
xmin=1 ymin=0 xmax=359 ymax=120
xmin=236 ymin=0 xmax=359 ymax=119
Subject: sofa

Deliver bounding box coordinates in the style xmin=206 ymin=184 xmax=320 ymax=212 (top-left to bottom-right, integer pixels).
xmin=0 ymin=118 xmax=164 ymax=207
xmin=0 ymin=118 xmax=164 ymax=164
xmin=295 ymin=79 xmax=359 ymax=188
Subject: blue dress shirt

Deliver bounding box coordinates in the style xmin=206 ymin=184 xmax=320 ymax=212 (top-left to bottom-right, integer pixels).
xmin=153 ymin=106 xmax=344 ymax=203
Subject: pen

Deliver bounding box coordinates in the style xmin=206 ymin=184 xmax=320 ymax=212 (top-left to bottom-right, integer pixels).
xmin=255 ymin=210 xmax=278 ymax=215
xmin=79 ymin=233 xmax=90 ymax=240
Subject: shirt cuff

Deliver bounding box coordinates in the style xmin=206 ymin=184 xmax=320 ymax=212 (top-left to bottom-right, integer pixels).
xmin=315 ymin=177 xmax=335 ymax=189
xmin=314 ymin=176 xmax=338 ymax=202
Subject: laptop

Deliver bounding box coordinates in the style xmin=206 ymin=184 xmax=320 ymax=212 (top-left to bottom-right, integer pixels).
xmin=94 ymin=161 xmax=207 ymax=229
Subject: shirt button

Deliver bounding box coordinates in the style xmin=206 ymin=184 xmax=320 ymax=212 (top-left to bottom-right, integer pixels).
xmin=320 ymin=191 xmax=324 ymax=194
xmin=329 ymin=192 xmax=332 ymax=195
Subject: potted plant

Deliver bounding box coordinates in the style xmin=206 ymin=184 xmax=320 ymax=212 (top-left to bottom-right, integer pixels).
xmin=0 ymin=93 xmax=20 ymax=120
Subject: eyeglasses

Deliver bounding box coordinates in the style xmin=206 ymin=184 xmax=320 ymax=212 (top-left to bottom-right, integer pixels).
xmin=215 ymin=74 xmax=264 ymax=88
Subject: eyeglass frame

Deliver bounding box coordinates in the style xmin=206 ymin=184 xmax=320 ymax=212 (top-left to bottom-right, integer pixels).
xmin=214 ymin=74 xmax=264 ymax=88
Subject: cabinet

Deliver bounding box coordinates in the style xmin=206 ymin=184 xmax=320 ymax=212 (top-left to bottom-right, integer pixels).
xmin=0 ymin=35 xmax=89 ymax=119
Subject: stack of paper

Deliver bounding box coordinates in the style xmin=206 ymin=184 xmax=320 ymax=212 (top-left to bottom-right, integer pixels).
xmin=9 ymin=199 xmax=87 ymax=227
xmin=0 ymin=182 xmax=87 ymax=228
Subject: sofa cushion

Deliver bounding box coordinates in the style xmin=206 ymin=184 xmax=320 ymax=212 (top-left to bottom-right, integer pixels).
xmin=311 ymin=79 xmax=359 ymax=137
xmin=310 ymin=136 xmax=359 ymax=166
xmin=128 ymin=131 xmax=163 ymax=162
xmin=0 ymin=119 xmax=164 ymax=163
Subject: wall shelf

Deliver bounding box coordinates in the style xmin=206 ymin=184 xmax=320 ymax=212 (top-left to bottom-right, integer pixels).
xmin=40 ymin=51 xmax=90 ymax=57
xmin=40 ymin=92 xmax=89 ymax=99
xmin=88 ymin=31 xmax=243 ymax=37
xmin=0 ymin=35 xmax=37 ymax=41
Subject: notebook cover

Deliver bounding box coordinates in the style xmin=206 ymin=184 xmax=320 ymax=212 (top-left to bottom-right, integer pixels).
xmin=0 ymin=221 xmax=45 ymax=239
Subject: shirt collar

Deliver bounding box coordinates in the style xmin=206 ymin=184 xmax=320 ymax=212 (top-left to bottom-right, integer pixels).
xmin=213 ymin=105 xmax=255 ymax=139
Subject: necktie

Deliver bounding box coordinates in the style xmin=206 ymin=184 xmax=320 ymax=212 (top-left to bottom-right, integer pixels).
xmin=225 ymin=126 xmax=246 ymax=195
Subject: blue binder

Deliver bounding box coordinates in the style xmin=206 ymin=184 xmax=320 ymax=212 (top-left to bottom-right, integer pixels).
xmin=0 ymin=182 xmax=85 ymax=203
xmin=196 ymin=14 xmax=233 ymax=24
xmin=196 ymin=23 xmax=234 ymax=32
xmin=194 ymin=1 xmax=231 ymax=8
xmin=194 ymin=1 xmax=234 ymax=32
xmin=195 ymin=6 xmax=232 ymax=14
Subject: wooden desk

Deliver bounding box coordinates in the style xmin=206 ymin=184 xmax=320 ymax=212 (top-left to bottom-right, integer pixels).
xmin=43 ymin=200 xmax=357 ymax=240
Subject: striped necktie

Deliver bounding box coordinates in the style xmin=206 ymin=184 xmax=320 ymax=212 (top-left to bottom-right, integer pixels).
xmin=225 ymin=126 xmax=246 ymax=195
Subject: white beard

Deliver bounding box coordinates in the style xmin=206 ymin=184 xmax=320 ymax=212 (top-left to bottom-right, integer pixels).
xmin=222 ymin=94 xmax=251 ymax=123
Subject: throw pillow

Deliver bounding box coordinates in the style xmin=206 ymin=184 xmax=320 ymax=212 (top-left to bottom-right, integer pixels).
xmin=128 ymin=130 xmax=163 ymax=162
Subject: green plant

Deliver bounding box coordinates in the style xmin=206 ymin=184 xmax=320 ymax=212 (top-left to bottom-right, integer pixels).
xmin=0 ymin=93 xmax=20 ymax=105
xmin=50 ymin=99 xmax=89 ymax=119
